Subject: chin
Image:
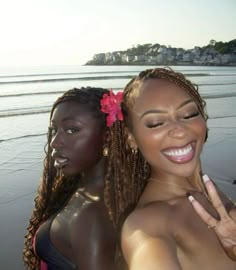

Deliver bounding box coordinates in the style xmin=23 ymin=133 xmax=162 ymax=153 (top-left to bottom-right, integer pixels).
xmin=175 ymin=161 xmax=200 ymax=178
xmin=60 ymin=167 xmax=80 ymax=178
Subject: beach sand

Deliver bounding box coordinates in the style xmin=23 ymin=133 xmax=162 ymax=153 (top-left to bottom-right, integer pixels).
xmin=0 ymin=128 xmax=235 ymax=270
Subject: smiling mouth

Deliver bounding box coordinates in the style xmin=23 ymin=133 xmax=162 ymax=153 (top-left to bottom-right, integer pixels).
xmin=54 ymin=157 xmax=69 ymax=169
xmin=162 ymin=142 xmax=195 ymax=164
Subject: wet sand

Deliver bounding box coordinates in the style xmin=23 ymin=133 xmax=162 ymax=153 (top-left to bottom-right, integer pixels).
xmin=0 ymin=128 xmax=235 ymax=270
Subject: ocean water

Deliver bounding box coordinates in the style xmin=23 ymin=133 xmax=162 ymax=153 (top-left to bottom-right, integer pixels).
xmin=1 ymin=65 xmax=236 ymax=141
xmin=0 ymin=64 xmax=236 ymax=184
xmin=0 ymin=65 xmax=236 ymax=269
xmin=0 ymin=65 xmax=236 ymax=174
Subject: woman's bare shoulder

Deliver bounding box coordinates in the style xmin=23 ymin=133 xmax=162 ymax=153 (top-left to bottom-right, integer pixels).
xmin=71 ymin=201 xmax=117 ymax=269
xmin=122 ymin=200 xmax=174 ymax=237
xmin=121 ymin=201 xmax=182 ymax=269
xmin=73 ymin=200 xmax=113 ymax=231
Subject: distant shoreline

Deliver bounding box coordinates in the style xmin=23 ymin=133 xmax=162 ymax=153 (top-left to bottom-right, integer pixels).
xmin=85 ymin=40 xmax=236 ymax=67
xmin=85 ymin=63 xmax=236 ymax=67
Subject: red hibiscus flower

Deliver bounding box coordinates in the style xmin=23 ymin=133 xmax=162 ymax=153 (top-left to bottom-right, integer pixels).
xmin=100 ymin=89 xmax=123 ymax=127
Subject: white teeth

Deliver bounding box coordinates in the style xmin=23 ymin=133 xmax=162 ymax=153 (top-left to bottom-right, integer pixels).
xmin=56 ymin=158 xmax=68 ymax=164
xmin=164 ymin=144 xmax=192 ymax=156
xmin=54 ymin=158 xmax=69 ymax=168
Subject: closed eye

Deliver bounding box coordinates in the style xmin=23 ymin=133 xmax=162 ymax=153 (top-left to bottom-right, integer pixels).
xmin=184 ymin=112 xmax=199 ymax=119
xmin=146 ymin=122 xmax=164 ymax=128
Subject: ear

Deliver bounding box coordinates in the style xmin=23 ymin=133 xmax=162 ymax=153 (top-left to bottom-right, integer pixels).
xmin=125 ymin=127 xmax=138 ymax=150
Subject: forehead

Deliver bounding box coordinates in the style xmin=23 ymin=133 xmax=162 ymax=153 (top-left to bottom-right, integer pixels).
xmin=133 ymin=78 xmax=192 ymax=109
xmin=51 ymin=101 xmax=97 ymax=121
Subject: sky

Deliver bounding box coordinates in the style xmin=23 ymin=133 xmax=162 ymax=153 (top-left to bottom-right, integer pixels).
xmin=0 ymin=0 xmax=235 ymax=66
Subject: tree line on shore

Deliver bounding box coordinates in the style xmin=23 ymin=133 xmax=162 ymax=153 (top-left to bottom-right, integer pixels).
xmin=85 ymin=39 xmax=236 ymax=66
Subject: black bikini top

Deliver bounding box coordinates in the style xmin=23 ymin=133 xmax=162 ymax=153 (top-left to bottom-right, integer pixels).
xmin=34 ymin=217 xmax=77 ymax=270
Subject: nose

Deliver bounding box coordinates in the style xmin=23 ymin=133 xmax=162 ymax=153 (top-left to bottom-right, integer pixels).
xmin=168 ymin=122 xmax=187 ymax=139
xmin=50 ymin=131 xmax=64 ymax=150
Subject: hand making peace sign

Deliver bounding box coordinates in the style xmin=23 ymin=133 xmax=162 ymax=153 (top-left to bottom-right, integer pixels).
xmin=188 ymin=174 xmax=236 ymax=261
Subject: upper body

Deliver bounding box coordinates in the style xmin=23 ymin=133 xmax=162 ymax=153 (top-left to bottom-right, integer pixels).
xmin=23 ymin=88 xmax=120 ymax=270
xmin=122 ymin=183 xmax=236 ymax=270
xmin=120 ymin=69 xmax=236 ymax=269
xmin=34 ymin=187 xmax=117 ymax=270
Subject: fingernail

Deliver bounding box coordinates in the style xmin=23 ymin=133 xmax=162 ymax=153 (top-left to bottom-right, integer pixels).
xmin=202 ymin=174 xmax=210 ymax=183
xmin=188 ymin=195 xmax=195 ymax=202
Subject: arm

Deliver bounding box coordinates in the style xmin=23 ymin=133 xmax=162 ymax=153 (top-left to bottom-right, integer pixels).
xmin=71 ymin=202 xmax=118 ymax=270
xmin=188 ymin=174 xmax=236 ymax=261
xmin=121 ymin=213 xmax=182 ymax=270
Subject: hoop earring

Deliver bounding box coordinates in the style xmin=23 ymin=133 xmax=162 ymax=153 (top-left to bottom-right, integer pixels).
xmin=103 ymin=147 xmax=109 ymax=157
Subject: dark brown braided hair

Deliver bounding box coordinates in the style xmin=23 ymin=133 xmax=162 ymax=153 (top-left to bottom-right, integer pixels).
xmin=101 ymin=67 xmax=207 ymax=240
xmin=23 ymin=86 xmax=146 ymax=270
xmin=106 ymin=67 xmax=209 ymax=229
xmin=96 ymin=67 xmax=209 ymax=237
xmin=103 ymin=119 xmax=150 ymax=229
xmin=106 ymin=69 xmax=209 ymax=265
xmin=23 ymin=68 xmax=208 ymax=269
xmin=23 ymin=87 xmax=118 ymax=269
xmin=109 ymin=67 xmax=208 ymax=267
xmin=107 ymin=68 xmax=209 ymax=219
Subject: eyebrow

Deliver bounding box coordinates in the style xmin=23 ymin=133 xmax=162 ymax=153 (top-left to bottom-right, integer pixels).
xmin=139 ymin=98 xmax=195 ymax=119
xmin=51 ymin=116 xmax=78 ymax=123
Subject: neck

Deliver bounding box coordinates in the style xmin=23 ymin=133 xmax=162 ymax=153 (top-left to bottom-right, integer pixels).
xmin=149 ymin=162 xmax=205 ymax=193
xmin=80 ymin=158 xmax=105 ymax=196
xmin=147 ymin=175 xmax=209 ymax=201
xmin=148 ymin=177 xmax=202 ymax=193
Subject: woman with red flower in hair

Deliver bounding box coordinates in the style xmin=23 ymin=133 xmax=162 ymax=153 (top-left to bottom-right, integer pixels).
xmin=23 ymin=87 xmax=129 ymax=270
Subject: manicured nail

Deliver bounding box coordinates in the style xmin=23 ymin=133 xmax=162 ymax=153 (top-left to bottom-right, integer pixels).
xmin=202 ymin=174 xmax=210 ymax=183
xmin=188 ymin=195 xmax=195 ymax=202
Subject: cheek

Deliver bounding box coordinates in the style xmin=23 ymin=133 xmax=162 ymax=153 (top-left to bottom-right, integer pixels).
xmin=72 ymin=135 xmax=103 ymax=162
xmin=134 ymin=128 xmax=164 ymax=159
xmin=195 ymin=118 xmax=207 ymax=142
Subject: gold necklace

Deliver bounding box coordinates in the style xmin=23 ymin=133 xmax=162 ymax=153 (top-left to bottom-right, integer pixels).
xmin=148 ymin=177 xmax=210 ymax=200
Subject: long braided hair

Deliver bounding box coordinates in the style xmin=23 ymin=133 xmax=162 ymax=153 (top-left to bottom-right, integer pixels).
xmin=23 ymin=68 xmax=209 ymax=269
xmin=103 ymin=119 xmax=150 ymax=229
xmin=23 ymin=87 xmax=112 ymax=269
xmin=105 ymin=67 xmax=209 ymax=230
